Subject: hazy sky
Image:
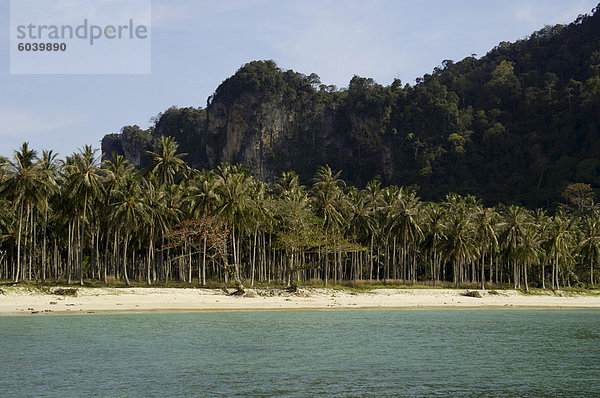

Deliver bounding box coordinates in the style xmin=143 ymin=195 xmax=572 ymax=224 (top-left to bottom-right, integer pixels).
xmin=0 ymin=0 xmax=598 ymax=158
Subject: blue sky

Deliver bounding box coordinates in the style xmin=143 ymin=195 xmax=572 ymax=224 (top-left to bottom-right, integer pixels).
xmin=0 ymin=0 xmax=598 ymax=158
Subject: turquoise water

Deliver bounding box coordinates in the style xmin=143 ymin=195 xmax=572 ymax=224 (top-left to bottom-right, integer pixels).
xmin=1 ymin=310 xmax=599 ymax=397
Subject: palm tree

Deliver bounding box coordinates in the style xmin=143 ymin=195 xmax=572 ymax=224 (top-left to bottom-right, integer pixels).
xmin=37 ymin=150 xmax=61 ymax=282
xmin=0 ymin=197 xmax=15 ymax=261
xmin=64 ymin=146 xmax=104 ymax=285
xmin=422 ymin=203 xmax=446 ymax=286
xmin=442 ymin=211 xmax=477 ymax=288
xmin=0 ymin=143 xmax=45 ymax=282
xmin=474 ymin=206 xmax=498 ymax=289
xmin=146 ymin=136 xmax=188 ymax=186
xmin=545 ymin=214 xmax=572 ymax=289
xmin=346 ymin=187 xmax=371 ymax=283
xmin=387 ymin=187 xmax=423 ymax=284
xmin=273 ymin=171 xmax=301 ymax=198
xmin=215 ymin=164 xmax=252 ymax=290
xmin=499 ymin=205 xmax=529 ymax=288
xmin=311 ymin=165 xmax=346 ymax=230
xmin=579 ymin=213 xmax=600 ymax=287
xmin=141 ymin=175 xmax=176 ymax=285
xmin=516 ymin=227 xmax=542 ymax=292
xmin=111 ymin=175 xmax=149 ymax=286
xmin=311 ymin=165 xmax=347 ymax=284
xmin=103 ymin=153 xmax=135 ymax=193
xmin=532 ymin=208 xmax=551 ymax=288
xmin=364 ymin=179 xmax=383 ymax=281
xmin=0 ymin=156 xmax=9 ymax=183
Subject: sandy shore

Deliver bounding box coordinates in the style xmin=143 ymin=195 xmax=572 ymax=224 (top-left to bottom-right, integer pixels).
xmin=1 ymin=286 xmax=599 ymax=315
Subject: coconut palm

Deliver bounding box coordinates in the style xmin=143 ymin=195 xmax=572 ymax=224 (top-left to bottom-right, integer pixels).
xmin=311 ymin=165 xmax=346 ymax=230
xmin=545 ymin=214 xmax=573 ymax=289
xmin=421 ymin=203 xmax=446 ymax=286
xmin=532 ymin=208 xmax=551 ymax=288
xmin=442 ymin=211 xmax=477 ymax=288
xmin=37 ymin=150 xmax=61 ymax=282
xmin=111 ymin=174 xmax=149 ymax=286
xmin=516 ymin=227 xmax=543 ymax=292
xmin=146 ymin=136 xmax=188 ymax=186
xmin=141 ymin=175 xmax=177 ymax=285
xmin=474 ymin=206 xmax=498 ymax=289
xmin=579 ymin=213 xmax=600 ymax=287
xmin=185 ymin=169 xmax=221 ymax=285
xmin=0 ymin=143 xmax=45 ymax=282
xmin=0 ymin=156 xmax=9 ymax=183
xmin=311 ymin=165 xmax=347 ymax=284
xmin=63 ymin=146 xmax=104 ymax=285
xmin=346 ymin=187 xmax=371 ymax=282
xmin=387 ymin=187 xmax=423 ymax=284
xmin=364 ymin=179 xmax=384 ymax=280
xmin=498 ymin=205 xmax=530 ymax=288
xmin=214 ymin=164 xmax=253 ymax=290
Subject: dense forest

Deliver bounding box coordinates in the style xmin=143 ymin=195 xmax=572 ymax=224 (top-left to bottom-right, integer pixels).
xmin=2 ymin=6 xmax=600 ymax=289
xmin=104 ymin=4 xmax=600 ymax=209
xmin=0 ymin=139 xmax=599 ymax=290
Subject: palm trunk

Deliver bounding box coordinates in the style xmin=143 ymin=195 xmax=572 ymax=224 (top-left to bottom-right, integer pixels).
xmin=480 ymin=250 xmax=485 ymax=290
xmin=80 ymin=194 xmax=87 ymax=286
xmin=14 ymin=202 xmax=24 ymax=282
xmin=42 ymin=200 xmax=48 ymax=283
xmin=67 ymin=221 xmax=72 ymax=284
xmin=147 ymin=225 xmax=153 ymax=285
xmin=123 ymin=231 xmax=130 ymax=286
xmin=251 ymin=228 xmax=257 ymax=287
xmin=542 ymin=262 xmax=546 ymax=289
xmin=524 ymin=263 xmax=529 ymax=293
xmin=201 ymin=237 xmax=207 ymax=286
xmin=591 ymin=255 xmax=594 ymax=288
xmin=369 ymin=234 xmax=374 ymax=281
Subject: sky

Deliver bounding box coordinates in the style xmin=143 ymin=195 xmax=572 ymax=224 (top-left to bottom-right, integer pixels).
xmin=0 ymin=0 xmax=598 ymax=159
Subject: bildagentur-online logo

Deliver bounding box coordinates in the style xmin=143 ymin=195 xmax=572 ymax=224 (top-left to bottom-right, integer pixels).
xmin=16 ymin=19 xmax=148 ymax=46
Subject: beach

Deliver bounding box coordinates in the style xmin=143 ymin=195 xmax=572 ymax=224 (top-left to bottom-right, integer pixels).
xmin=1 ymin=286 xmax=599 ymax=315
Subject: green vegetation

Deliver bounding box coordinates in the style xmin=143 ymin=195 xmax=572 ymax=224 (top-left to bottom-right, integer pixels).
xmin=104 ymin=5 xmax=600 ymax=209
xmin=1 ymin=139 xmax=600 ymax=292
xmin=4 ymin=6 xmax=600 ymax=291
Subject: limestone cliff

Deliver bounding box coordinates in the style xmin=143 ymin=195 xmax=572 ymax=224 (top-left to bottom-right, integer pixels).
xmin=103 ymin=60 xmax=394 ymax=186
xmin=101 ymin=6 xmax=600 ymax=208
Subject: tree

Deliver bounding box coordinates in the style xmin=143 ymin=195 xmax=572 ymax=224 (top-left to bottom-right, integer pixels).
xmin=146 ymin=136 xmax=188 ymax=186
xmin=544 ymin=214 xmax=573 ymax=289
xmin=311 ymin=165 xmax=347 ymax=284
xmin=64 ymin=146 xmax=104 ymax=285
xmin=499 ymin=205 xmax=529 ymax=289
xmin=111 ymin=175 xmax=149 ymax=286
xmin=273 ymin=188 xmax=325 ymax=287
xmin=516 ymin=227 xmax=542 ymax=292
xmin=474 ymin=207 xmax=498 ymax=290
xmin=561 ymin=183 xmax=595 ymax=214
xmin=185 ymin=170 xmax=221 ymax=285
xmin=0 ymin=143 xmax=45 ymax=282
xmin=579 ymin=213 xmax=600 ymax=287
xmin=442 ymin=211 xmax=477 ymax=288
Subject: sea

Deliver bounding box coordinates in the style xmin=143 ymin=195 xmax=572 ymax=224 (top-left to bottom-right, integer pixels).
xmin=1 ymin=309 xmax=599 ymax=397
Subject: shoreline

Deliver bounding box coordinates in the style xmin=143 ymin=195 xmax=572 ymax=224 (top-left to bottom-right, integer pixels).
xmin=2 ymin=287 xmax=600 ymax=316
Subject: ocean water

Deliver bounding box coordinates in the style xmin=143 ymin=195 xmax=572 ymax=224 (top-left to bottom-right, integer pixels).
xmin=1 ymin=310 xmax=599 ymax=397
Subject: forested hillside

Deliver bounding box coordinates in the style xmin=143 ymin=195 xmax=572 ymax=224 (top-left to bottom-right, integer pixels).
xmin=103 ymin=5 xmax=600 ymax=209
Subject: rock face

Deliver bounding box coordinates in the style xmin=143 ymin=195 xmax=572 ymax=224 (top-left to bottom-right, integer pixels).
xmin=103 ymin=61 xmax=393 ymax=186
xmin=101 ymin=125 xmax=152 ymax=167
xmin=101 ymin=6 xmax=600 ymax=207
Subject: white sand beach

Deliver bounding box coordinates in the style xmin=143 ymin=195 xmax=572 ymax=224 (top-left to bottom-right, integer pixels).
xmin=1 ymin=286 xmax=599 ymax=315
